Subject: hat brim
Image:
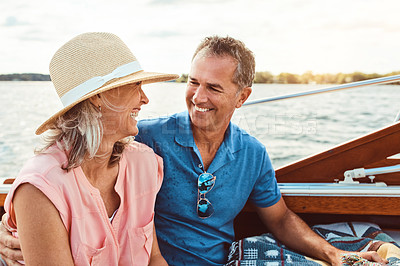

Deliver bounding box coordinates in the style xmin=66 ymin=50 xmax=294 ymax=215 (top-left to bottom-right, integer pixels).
xmin=35 ymin=71 xmax=179 ymax=135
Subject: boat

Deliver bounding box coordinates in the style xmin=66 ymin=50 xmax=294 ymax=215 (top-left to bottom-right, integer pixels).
xmin=0 ymin=75 xmax=399 ymax=250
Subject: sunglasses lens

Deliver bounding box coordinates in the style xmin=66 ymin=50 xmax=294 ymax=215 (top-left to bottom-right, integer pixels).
xmin=198 ymin=173 xmax=215 ymax=194
xmin=197 ymin=198 xmax=214 ymax=218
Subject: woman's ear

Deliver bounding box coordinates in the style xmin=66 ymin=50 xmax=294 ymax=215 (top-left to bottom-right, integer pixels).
xmin=236 ymin=87 xmax=252 ymax=108
xmin=88 ymin=94 xmax=102 ymax=108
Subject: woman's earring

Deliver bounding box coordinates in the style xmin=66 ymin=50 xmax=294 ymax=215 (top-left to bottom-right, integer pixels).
xmin=98 ymin=106 xmax=102 ymax=112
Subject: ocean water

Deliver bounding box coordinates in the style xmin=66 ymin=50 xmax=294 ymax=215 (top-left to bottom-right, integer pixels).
xmin=1 ymin=81 xmax=400 ymax=177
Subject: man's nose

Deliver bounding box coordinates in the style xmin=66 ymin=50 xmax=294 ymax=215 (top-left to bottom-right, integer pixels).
xmin=193 ymin=85 xmax=207 ymax=103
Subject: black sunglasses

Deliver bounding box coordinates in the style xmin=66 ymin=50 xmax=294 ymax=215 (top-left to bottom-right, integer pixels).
xmin=197 ymin=172 xmax=216 ymax=219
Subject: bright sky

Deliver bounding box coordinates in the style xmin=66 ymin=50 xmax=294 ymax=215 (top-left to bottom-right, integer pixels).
xmin=1 ymin=0 xmax=400 ymax=76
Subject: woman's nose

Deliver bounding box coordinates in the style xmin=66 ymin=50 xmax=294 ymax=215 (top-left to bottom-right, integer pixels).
xmin=139 ymin=88 xmax=149 ymax=105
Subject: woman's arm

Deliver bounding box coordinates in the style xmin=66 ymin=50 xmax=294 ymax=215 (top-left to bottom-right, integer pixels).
xmin=148 ymin=225 xmax=168 ymax=266
xmin=13 ymin=183 xmax=74 ymax=266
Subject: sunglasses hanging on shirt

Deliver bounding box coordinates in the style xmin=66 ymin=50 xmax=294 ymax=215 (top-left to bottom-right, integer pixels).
xmin=197 ymin=172 xmax=216 ymax=219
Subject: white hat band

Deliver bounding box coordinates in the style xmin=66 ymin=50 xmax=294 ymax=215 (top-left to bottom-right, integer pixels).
xmin=60 ymin=61 xmax=142 ymax=107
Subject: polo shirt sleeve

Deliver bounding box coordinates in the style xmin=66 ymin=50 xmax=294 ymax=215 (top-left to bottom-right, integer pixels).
xmin=136 ymin=120 xmax=156 ymax=149
xmin=249 ymin=149 xmax=281 ymax=208
xmin=137 ymin=118 xmax=174 ymax=158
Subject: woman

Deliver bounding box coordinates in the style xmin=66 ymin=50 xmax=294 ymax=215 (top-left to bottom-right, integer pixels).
xmin=3 ymin=32 xmax=178 ymax=265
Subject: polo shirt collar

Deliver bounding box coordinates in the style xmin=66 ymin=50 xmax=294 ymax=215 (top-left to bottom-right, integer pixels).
xmin=174 ymin=111 xmax=242 ymax=154
xmin=224 ymin=121 xmax=242 ymax=154
xmin=174 ymin=111 xmax=195 ymax=148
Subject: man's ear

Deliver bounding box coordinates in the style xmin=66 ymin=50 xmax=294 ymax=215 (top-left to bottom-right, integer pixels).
xmin=236 ymin=87 xmax=252 ymax=108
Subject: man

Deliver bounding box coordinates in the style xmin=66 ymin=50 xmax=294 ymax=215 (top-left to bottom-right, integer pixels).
xmin=0 ymin=36 xmax=386 ymax=265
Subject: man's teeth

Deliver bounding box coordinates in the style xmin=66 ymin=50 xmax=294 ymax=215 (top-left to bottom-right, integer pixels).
xmin=130 ymin=112 xmax=138 ymax=118
xmin=195 ymin=106 xmax=210 ymax=112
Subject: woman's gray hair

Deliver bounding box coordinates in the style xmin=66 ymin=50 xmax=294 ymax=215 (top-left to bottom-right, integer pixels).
xmin=36 ymin=98 xmax=130 ymax=171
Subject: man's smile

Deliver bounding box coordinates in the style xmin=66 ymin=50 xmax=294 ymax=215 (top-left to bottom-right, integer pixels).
xmin=194 ymin=105 xmax=211 ymax=112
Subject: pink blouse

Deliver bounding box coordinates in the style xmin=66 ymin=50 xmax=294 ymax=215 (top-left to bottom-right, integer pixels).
xmin=4 ymin=142 xmax=163 ymax=265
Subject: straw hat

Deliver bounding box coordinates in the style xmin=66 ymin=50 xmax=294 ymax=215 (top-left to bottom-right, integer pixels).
xmin=36 ymin=32 xmax=179 ymax=135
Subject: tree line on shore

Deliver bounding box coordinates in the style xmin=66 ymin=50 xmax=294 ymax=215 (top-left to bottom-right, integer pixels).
xmin=2 ymin=71 xmax=400 ymax=84
xmin=0 ymin=73 xmax=50 ymax=81
xmin=175 ymin=70 xmax=400 ymax=85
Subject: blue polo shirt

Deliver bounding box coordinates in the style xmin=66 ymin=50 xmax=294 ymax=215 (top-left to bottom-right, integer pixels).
xmin=136 ymin=111 xmax=281 ymax=265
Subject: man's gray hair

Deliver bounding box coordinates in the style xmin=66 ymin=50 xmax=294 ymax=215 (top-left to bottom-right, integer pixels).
xmin=192 ymin=35 xmax=256 ymax=91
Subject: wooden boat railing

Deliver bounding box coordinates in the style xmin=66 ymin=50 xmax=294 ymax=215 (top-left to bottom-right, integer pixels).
xmin=0 ymin=178 xmax=14 ymax=207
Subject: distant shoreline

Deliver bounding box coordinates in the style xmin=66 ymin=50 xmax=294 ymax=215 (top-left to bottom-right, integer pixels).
xmin=0 ymin=73 xmax=50 ymax=81
xmin=2 ymin=71 xmax=400 ymax=85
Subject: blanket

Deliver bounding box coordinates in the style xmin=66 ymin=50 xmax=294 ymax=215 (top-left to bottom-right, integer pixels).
xmin=225 ymin=222 xmax=400 ymax=265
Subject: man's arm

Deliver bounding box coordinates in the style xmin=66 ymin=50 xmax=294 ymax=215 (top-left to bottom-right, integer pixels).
xmin=0 ymin=214 xmax=23 ymax=265
xmin=256 ymin=197 xmax=387 ymax=265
